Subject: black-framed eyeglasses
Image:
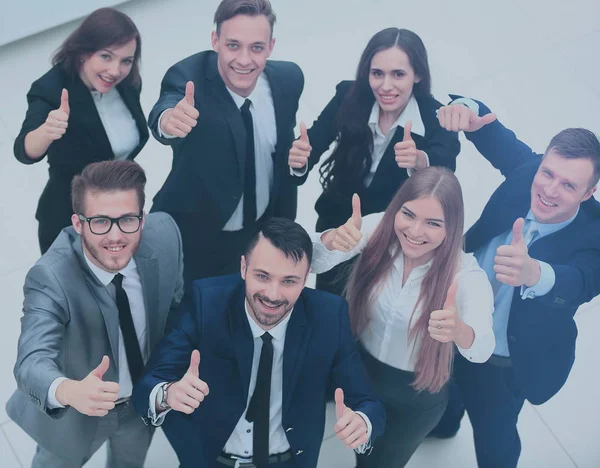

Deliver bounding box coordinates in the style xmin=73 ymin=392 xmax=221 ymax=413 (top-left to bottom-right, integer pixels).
xmin=78 ymin=214 xmax=143 ymax=235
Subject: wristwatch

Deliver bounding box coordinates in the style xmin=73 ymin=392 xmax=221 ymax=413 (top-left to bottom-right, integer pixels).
xmin=156 ymin=382 xmax=173 ymax=411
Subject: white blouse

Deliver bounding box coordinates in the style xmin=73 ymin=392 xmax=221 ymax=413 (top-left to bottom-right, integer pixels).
xmin=91 ymin=88 xmax=140 ymax=160
xmin=311 ymin=212 xmax=495 ymax=371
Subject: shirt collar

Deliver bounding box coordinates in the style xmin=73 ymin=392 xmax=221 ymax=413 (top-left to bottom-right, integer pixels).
xmin=368 ymin=94 xmax=425 ymax=138
xmin=90 ymin=87 xmax=117 ymax=103
xmin=526 ymin=208 xmax=579 ymax=238
xmin=390 ymin=244 xmax=432 ymax=279
xmin=244 ymin=299 xmax=292 ymax=341
xmin=226 ymin=73 xmax=268 ymax=110
xmin=83 ymin=251 xmax=136 ymax=286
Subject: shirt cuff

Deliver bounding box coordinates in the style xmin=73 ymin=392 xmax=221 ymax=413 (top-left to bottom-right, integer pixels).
xmin=353 ymin=411 xmax=372 ymax=454
xmin=158 ymin=110 xmax=179 ymax=139
xmin=407 ymin=151 xmax=430 ymax=177
xmin=147 ymin=382 xmax=172 ymax=426
xmin=290 ymin=164 xmax=308 ymax=177
xmin=521 ymin=261 xmax=556 ymax=300
xmin=449 ymin=97 xmax=480 ymax=116
xmin=47 ymin=377 xmax=68 ymax=409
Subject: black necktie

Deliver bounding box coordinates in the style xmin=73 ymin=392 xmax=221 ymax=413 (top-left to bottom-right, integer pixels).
xmin=112 ymin=273 xmax=144 ymax=384
xmin=240 ymin=99 xmax=257 ymax=228
xmin=246 ymin=332 xmax=273 ymax=467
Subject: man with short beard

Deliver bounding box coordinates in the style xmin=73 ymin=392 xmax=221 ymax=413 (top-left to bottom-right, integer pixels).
xmin=6 ymin=160 xmax=184 ymax=468
xmin=133 ymin=218 xmax=385 ymax=468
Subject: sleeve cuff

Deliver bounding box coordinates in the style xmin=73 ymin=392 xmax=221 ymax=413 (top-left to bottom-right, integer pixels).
xmin=407 ymin=151 xmax=430 ymax=177
xmin=353 ymin=411 xmax=372 ymax=454
xmin=521 ymin=261 xmax=556 ymax=299
xmin=147 ymin=382 xmax=172 ymax=426
xmin=449 ymin=97 xmax=480 ymax=116
xmin=158 ymin=110 xmax=179 ymax=139
xmin=310 ymin=230 xmax=357 ymax=274
xmin=47 ymin=377 xmax=68 ymax=409
xmin=290 ymin=164 xmax=308 ymax=177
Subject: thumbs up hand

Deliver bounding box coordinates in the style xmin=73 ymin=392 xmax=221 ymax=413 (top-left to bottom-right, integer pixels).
xmin=160 ymin=81 xmax=200 ymax=138
xmin=437 ymin=104 xmax=497 ymax=132
xmin=165 ymin=350 xmax=210 ymax=414
xmin=55 ymin=355 xmax=120 ymax=417
xmin=394 ymin=121 xmax=426 ymax=169
xmin=322 ymin=194 xmax=363 ymax=252
xmin=494 ymin=218 xmax=541 ymax=287
xmin=288 ymin=122 xmax=312 ymax=169
xmin=428 ymin=281 xmax=469 ymax=344
xmin=41 ymin=88 xmax=70 ymax=143
xmin=333 ymin=388 xmax=369 ymax=449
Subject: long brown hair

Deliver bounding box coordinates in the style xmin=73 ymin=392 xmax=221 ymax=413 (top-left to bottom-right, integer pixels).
xmin=345 ymin=167 xmax=464 ymax=392
xmin=52 ymin=8 xmax=142 ymax=88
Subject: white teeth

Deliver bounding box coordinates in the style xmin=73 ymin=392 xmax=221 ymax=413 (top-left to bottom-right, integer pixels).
xmin=233 ymin=68 xmax=252 ymax=75
xmin=100 ymin=76 xmax=115 ymax=83
xmin=539 ymin=195 xmax=557 ymax=207
xmin=405 ymin=234 xmax=425 ymax=245
xmin=106 ymin=246 xmax=123 ymax=252
xmin=380 ymin=95 xmax=396 ymax=101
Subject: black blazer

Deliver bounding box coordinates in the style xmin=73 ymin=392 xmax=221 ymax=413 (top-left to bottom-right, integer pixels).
xmin=148 ymin=51 xmax=304 ymax=231
xmin=133 ymin=274 xmax=385 ymax=468
xmin=295 ymin=81 xmax=459 ymax=231
xmin=463 ymin=98 xmax=600 ymax=404
xmin=13 ymin=64 xmax=148 ymax=227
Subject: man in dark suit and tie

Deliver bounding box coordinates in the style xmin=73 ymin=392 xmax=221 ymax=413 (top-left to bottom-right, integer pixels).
xmin=148 ymin=0 xmax=304 ymax=284
xmin=6 ymin=160 xmax=184 ymax=467
xmin=430 ymin=99 xmax=600 ymax=467
xmin=133 ymin=218 xmax=386 ymax=468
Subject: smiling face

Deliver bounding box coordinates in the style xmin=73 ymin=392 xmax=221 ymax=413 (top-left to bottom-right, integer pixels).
xmin=368 ymin=46 xmax=420 ymax=119
xmin=79 ymin=38 xmax=137 ymax=93
xmin=394 ymin=196 xmax=447 ymax=266
xmin=241 ymin=234 xmax=309 ymax=330
xmin=72 ymin=189 xmax=144 ymax=273
xmin=211 ymin=14 xmax=274 ymax=97
xmin=531 ymin=150 xmax=596 ymax=224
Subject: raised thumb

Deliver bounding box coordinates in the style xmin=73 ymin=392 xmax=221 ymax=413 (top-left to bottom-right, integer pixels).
xmin=91 ymin=355 xmax=110 ymax=380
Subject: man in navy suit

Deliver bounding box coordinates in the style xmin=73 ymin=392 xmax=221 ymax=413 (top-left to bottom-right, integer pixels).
xmin=133 ymin=218 xmax=385 ymax=468
xmin=430 ymin=99 xmax=600 ymax=467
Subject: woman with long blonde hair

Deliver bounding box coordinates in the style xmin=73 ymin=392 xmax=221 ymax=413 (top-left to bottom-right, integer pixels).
xmin=312 ymin=167 xmax=494 ymax=467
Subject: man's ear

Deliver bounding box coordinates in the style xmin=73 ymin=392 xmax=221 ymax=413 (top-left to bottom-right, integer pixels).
xmin=72 ymin=214 xmax=83 ymax=235
xmin=240 ymin=255 xmax=247 ymax=280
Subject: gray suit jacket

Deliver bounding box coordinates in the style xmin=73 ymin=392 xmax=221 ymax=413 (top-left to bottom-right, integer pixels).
xmin=6 ymin=212 xmax=184 ymax=460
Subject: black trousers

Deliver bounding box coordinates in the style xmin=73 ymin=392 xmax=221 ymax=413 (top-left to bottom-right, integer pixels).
xmin=168 ymin=211 xmax=265 ymax=286
xmin=355 ymin=346 xmax=448 ymax=468
xmin=437 ymin=354 xmax=526 ymax=468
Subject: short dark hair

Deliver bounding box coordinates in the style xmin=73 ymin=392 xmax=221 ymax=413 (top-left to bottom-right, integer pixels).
xmin=214 ymin=0 xmax=276 ymax=36
xmin=545 ymin=128 xmax=600 ymax=187
xmin=245 ymin=218 xmax=313 ymax=265
xmin=71 ymin=160 xmax=146 ymax=214
xmin=53 ymin=8 xmax=142 ymax=88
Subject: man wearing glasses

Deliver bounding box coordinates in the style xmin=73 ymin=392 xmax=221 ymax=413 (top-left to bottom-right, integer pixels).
xmin=6 ymin=160 xmax=184 ymax=468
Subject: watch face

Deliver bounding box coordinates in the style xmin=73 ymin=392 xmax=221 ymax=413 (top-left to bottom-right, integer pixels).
xmin=158 ymin=385 xmax=167 ymax=409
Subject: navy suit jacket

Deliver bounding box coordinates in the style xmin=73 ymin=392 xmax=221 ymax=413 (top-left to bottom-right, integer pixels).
xmin=133 ymin=275 xmax=385 ymax=468
xmin=460 ymin=98 xmax=600 ymax=404
xmin=148 ymin=51 xmax=303 ymax=229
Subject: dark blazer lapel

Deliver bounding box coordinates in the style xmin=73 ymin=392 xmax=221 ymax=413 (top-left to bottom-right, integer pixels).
xmin=228 ymin=286 xmax=255 ymax=403
xmin=264 ymin=62 xmax=288 ymax=198
xmin=117 ymin=85 xmax=149 ymax=159
xmin=68 ymin=75 xmax=113 ymax=159
xmin=71 ymin=234 xmax=120 ymax=372
xmin=282 ymin=293 xmax=312 ymax=415
xmin=206 ymin=53 xmax=246 ymax=179
xmin=368 ymin=128 xmax=407 ymax=189
xmin=134 ymin=241 xmax=159 ymax=357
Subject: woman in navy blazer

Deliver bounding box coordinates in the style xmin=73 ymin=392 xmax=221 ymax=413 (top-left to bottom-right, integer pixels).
xmin=288 ymin=28 xmax=459 ymax=295
xmin=14 ymin=8 xmax=148 ymax=253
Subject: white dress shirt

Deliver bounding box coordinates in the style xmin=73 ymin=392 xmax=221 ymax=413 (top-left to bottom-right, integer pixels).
xmin=91 ymin=88 xmax=140 ymax=160
xmin=291 ymin=93 xmax=428 ymax=180
xmin=47 ymin=255 xmax=148 ymax=408
xmin=147 ymin=302 xmax=372 ymax=455
xmin=158 ymin=74 xmax=276 ymax=231
xmin=311 ymin=212 xmax=496 ymax=370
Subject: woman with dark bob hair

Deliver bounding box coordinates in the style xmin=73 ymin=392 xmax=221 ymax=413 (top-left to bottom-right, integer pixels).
xmin=312 ymin=167 xmax=494 ymax=466
xmin=14 ymin=7 xmax=148 ymax=253
xmin=289 ymin=28 xmax=460 ymax=295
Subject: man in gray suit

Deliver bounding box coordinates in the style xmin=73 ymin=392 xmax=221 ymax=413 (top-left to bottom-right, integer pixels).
xmin=6 ymin=160 xmax=184 ymax=468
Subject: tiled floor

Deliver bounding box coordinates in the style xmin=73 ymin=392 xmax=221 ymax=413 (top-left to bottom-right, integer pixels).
xmin=1 ymin=0 xmax=599 ymax=466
